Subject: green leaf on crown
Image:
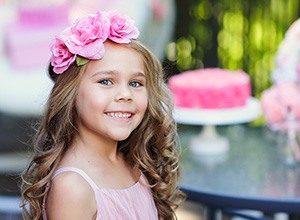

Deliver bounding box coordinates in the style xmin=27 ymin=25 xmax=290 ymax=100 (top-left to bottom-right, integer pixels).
xmin=76 ymin=56 xmax=90 ymax=66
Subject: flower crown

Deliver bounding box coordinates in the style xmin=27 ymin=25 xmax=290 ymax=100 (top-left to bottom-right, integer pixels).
xmin=50 ymin=10 xmax=140 ymax=74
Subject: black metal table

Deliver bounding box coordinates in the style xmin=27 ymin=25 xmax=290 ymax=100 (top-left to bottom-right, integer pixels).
xmin=178 ymin=125 xmax=300 ymax=220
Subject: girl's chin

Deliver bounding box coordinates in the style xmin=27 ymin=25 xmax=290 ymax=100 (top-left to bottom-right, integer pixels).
xmin=110 ymin=133 xmax=132 ymax=142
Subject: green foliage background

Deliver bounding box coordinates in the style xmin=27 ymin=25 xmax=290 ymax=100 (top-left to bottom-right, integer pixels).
xmin=166 ymin=0 xmax=300 ymax=98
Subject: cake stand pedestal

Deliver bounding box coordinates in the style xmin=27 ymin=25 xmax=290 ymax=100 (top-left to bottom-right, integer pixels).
xmin=173 ymin=97 xmax=261 ymax=157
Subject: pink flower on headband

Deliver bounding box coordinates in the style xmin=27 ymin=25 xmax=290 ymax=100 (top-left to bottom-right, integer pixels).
xmin=50 ymin=11 xmax=140 ymax=74
xmin=66 ymin=12 xmax=110 ymax=59
xmin=107 ymin=11 xmax=140 ymax=44
xmin=50 ymin=36 xmax=76 ymax=74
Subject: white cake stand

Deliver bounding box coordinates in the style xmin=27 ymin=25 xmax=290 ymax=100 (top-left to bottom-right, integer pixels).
xmin=173 ymin=97 xmax=261 ymax=156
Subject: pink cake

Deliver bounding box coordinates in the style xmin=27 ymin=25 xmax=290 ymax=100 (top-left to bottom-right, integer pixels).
xmin=168 ymin=68 xmax=251 ymax=109
xmin=5 ymin=2 xmax=70 ymax=70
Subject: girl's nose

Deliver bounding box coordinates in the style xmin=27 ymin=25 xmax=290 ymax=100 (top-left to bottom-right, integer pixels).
xmin=115 ymin=85 xmax=133 ymax=102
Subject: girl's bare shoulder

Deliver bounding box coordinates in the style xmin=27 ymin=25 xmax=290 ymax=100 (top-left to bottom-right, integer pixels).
xmin=46 ymin=171 xmax=96 ymax=219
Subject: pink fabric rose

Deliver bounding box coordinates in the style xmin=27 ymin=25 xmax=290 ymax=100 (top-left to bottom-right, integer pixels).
xmin=107 ymin=10 xmax=139 ymax=44
xmin=50 ymin=36 xmax=76 ymax=74
xmin=49 ymin=10 xmax=140 ymax=74
xmin=66 ymin=11 xmax=110 ymax=59
xmin=261 ymin=88 xmax=286 ymax=123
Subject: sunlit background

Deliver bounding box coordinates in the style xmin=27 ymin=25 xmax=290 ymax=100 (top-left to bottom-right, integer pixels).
xmin=167 ymin=0 xmax=299 ymax=98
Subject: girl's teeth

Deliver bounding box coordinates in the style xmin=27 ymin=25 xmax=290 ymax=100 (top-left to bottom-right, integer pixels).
xmin=108 ymin=112 xmax=131 ymax=118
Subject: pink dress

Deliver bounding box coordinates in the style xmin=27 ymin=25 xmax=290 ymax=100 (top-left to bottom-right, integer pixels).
xmin=43 ymin=167 xmax=158 ymax=220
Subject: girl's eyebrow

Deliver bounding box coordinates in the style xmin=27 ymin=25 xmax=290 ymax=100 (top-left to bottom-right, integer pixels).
xmin=91 ymin=70 xmax=116 ymax=78
xmin=91 ymin=70 xmax=146 ymax=78
xmin=132 ymin=72 xmax=146 ymax=78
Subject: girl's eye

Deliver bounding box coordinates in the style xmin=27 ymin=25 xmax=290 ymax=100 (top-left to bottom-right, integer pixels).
xmin=99 ymin=79 xmax=112 ymax=86
xmin=130 ymin=81 xmax=142 ymax=88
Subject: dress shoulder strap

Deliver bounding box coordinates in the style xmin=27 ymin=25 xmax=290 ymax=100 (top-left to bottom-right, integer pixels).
xmin=52 ymin=167 xmax=99 ymax=191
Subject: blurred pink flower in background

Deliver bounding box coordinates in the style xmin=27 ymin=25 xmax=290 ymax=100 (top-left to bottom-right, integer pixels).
xmin=261 ymin=82 xmax=300 ymax=163
xmin=261 ymin=82 xmax=300 ymax=124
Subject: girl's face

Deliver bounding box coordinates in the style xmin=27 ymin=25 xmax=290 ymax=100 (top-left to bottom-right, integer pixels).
xmin=75 ymin=42 xmax=148 ymax=143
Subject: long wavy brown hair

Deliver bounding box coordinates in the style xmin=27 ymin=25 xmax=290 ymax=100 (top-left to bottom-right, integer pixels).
xmin=21 ymin=40 xmax=185 ymax=220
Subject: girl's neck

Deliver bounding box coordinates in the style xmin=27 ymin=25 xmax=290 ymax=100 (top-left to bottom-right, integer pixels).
xmin=60 ymin=139 xmax=139 ymax=189
xmin=74 ymin=135 xmax=119 ymax=161
xmin=60 ymin=136 xmax=122 ymax=174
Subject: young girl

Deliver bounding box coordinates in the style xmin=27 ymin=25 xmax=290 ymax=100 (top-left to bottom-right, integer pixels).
xmin=21 ymin=10 xmax=184 ymax=220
